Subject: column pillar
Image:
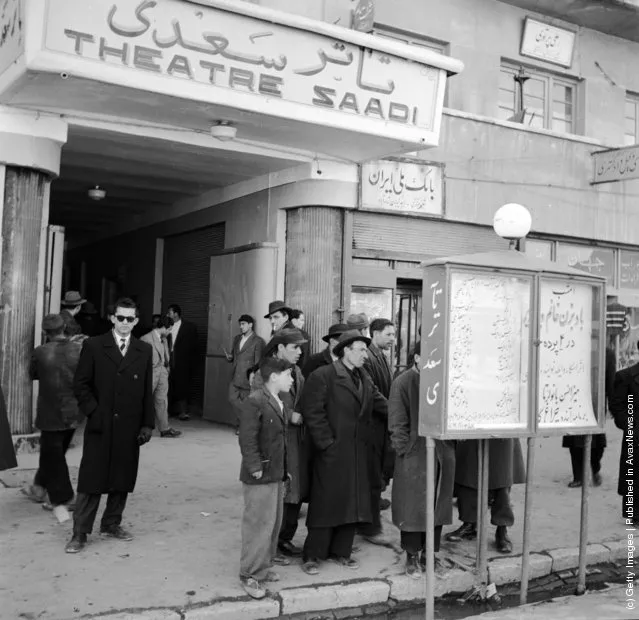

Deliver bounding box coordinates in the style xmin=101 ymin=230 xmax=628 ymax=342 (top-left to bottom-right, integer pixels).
xmin=0 ymin=107 xmax=67 ymax=433
xmin=285 ymin=206 xmax=344 ymax=353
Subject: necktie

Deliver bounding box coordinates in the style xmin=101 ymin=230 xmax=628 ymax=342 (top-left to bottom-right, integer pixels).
xmin=120 ymin=339 xmax=126 ymax=355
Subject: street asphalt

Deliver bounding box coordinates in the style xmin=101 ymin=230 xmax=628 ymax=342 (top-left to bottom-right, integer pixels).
xmin=0 ymin=417 xmax=630 ymax=620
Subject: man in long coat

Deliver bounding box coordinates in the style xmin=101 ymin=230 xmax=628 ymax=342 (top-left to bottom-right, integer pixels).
xmin=389 ymin=343 xmax=455 ymax=578
xmin=302 ymin=323 xmax=349 ymax=379
xmin=360 ymin=318 xmax=395 ymax=541
xmin=252 ymin=328 xmax=308 ymax=558
xmin=610 ymin=344 xmax=639 ymax=525
xmin=446 ymin=438 xmax=525 ymax=553
xmin=67 ymin=297 xmax=154 ymax=553
xmin=300 ymin=330 xmax=387 ymax=575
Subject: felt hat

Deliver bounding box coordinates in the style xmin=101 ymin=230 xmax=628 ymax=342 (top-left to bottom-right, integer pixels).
xmin=42 ymin=313 xmax=64 ymax=331
xmin=333 ymin=330 xmax=371 ymax=357
xmin=322 ymin=323 xmax=350 ymax=343
xmin=61 ymin=291 xmax=86 ymax=307
xmin=263 ymin=328 xmax=308 ymax=358
xmin=264 ymin=300 xmax=292 ymax=319
xmin=346 ymin=313 xmax=369 ymax=331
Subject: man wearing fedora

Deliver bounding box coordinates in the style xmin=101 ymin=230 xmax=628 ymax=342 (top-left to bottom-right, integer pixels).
xmin=264 ymin=301 xmax=294 ymax=339
xmin=23 ymin=314 xmax=84 ymax=523
xmin=300 ymin=330 xmax=387 ymax=575
xmin=346 ymin=313 xmax=370 ymax=338
xmin=302 ymin=323 xmax=349 ymax=379
xmin=60 ymin=291 xmax=85 ymax=337
xmin=253 ymin=328 xmax=309 ymax=559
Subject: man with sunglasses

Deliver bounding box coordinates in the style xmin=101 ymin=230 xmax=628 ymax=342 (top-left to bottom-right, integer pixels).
xmin=67 ymin=297 xmax=154 ymax=554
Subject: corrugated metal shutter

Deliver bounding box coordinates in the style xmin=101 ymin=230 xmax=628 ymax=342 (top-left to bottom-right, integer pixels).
xmin=163 ymin=224 xmax=225 ymax=409
xmin=353 ymin=212 xmax=508 ymax=257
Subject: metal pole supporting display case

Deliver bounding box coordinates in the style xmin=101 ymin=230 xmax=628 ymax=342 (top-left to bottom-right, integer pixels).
xmin=418 ymin=249 xmax=606 ymax=619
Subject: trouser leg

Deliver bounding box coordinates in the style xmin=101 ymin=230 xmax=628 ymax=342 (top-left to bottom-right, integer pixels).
xmin=328 ymin=523 xmax=357 ymax=558
xmin=154 ymin=370 xmax=170 ymax=433
xmin=303 ymin=527 xmax=333 ymax=561
xmin=401 ymin=531 xmax=425 ymax=555
xmin=360 ymin=424 xmax=384 ymax=536
xmin=591 ymin=444 xmax=604 ymax=475
xmin=38 ymin=430 xmax=75 ymax=505
xmin=490 ymin=487 xmax=514 ymax=527
xmin=279 ymin=502 xmax=302 ymax=543
xmin=100 ymin=492 xmax=128 ymax=530
xmin=73 ymin=493 xmax=101 ymax=534
xmin=569 ymin=447 xmax=583 ymax=481
xmin=240 ymin=482 xmax=282 ymax=581
xmin=457 ymin=484 xmax=478 ymax=523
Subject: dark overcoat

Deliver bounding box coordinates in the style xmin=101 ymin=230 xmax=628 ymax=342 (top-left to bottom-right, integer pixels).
xmin=301 ymin=361 xmax=387 ymax=528
xmin=455 ymin=438 xmax=526 ymax=490
xmin=0 ymin=383 xmax=17 ymax=471
xmin=253 ymin=363 xmax=308 ymax=504
xmin=73 ymin=332 xmax=154 ymax=494
xmin=169 ymin=320 xmax=198 ymax=400
xmin=302 ymin=348 xmax=333 ymax=379
xmin=238 ymin=387 xmax=287 ymax=485
xmin=610 ymin=362 xmax=639 ymax=496
xmin=389 ymin=368 xmax=455 ymax=531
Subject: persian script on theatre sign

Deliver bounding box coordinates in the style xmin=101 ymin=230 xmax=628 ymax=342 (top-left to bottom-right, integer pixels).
xmin=360 ymin=159 xmax=444 ymax=216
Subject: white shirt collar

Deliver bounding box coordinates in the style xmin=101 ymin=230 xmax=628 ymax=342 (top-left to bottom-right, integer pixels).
xmin=113 ymin=331 xmax=131 ymax=345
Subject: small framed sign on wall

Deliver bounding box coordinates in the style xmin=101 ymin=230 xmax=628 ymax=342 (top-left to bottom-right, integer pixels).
xmin=520 ymin=18 xmax=576 ymax=68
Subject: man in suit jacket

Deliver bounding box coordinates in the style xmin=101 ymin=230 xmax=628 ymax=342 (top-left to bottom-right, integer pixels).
xmin=67 ymin=297 xmax=154 ymax=554
xmin=360 ymin=318 xmax=396 ymax=542
xmin=226 ymin=314 xmax=265 ymax=428
xmin=141 ymin=316 xmax=181 ymax=438
xmin=167 ymin=304 xmax=198 ymax=421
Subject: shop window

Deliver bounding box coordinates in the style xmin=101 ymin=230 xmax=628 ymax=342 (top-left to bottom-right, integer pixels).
xmin=350 ymin=286 xmax=393 ymax=322
xmin=499 ymin=64 xmax=577 ymax=134
xmin=620 ymin=250 xmax=639 ymax=290
xmin=625 ymin=95 xmax=639 ymax=146
xmin=524 ymin=238 xmax=553 ymax=261
xmin=555 ymin=243 xmax=615 ymax=285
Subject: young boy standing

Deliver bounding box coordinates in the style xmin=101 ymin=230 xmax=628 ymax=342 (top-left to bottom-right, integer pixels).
xmin=238 ymin=357 xmax=293 ymax=599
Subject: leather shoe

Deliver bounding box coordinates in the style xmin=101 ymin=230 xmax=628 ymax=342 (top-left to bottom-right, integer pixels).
xmin=160 ymin=428 xmax=182 ymax=438
xmin=495 ymin=525 xmax=512 ymax=554
xmin=380 ymin=498 xmax=391 ymax=511
xmin=445 ymin=522 xmax=477 ymax=542
xmin=568 ymin=480 xmax=582 ymax=488
xmin=100 ymin=525 xmax=133 ymax=541
xmin=592 ymin=473 xmax=602 ymax=487
xmin=65 ymin=533 xmax=87 ymax=553
xmin=278 ymin=540 xmax=302 ymax=556
xmin=405 ymin=553 xmax=421 ymax=580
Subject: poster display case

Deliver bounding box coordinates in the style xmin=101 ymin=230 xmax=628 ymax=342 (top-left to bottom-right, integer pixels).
xmin=418 ymin=251 xmax=606 ymax=439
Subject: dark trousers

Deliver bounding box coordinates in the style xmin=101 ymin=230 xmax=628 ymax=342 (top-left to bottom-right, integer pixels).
xmin=279 ymin=502 xmax=302 ymax=543
xmin=303 ymin=523 xmax=357 ymax=561
xmin=569 ymin=445 xmax=604 ymax=481
xmin=401 ymin=526 xmax=443 ymax=554
xmin=73 ymin=491 xmax=128 ymax=534
xmin=360 ymin=423 xmax=385 ymax=536
xmin=457 ymin=485 xmax=514 ymax=527
xmin=34 ymin=429 xmax=75 ymax=506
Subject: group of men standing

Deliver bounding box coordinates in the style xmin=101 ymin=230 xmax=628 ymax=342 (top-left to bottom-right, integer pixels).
xmin=234 ymin=300 xmax=525 ymax=598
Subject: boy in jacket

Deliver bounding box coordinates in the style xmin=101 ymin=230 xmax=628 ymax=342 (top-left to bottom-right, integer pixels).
xmin=238 ymin=357 xmax=293 ymax=599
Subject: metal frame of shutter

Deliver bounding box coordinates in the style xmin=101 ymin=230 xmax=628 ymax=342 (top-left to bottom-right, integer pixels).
xmin=163 ymin=224 xmax=225 ymax=409
xmin=353 ymin=212 xmax=508 ymax=258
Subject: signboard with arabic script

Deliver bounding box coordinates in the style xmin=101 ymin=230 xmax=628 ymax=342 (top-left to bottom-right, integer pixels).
xmin=592 ymin=145 xmax=639 ymax=184
xmin=520 ymin=18 xmax=575 ymax=68
xmin=42 ymin=0 xmax=444 ymax=143
xmin=360 ymin=160 xmax=444 ymax=216
xmin=537 ymin=279 xmax=601 ymax=432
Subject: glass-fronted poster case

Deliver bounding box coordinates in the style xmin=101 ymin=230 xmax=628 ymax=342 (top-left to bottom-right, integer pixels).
xmin=536 ymin=278 xmax=602 ymax=432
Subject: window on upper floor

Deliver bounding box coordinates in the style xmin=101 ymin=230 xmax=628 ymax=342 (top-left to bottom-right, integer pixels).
xmin=625 ymin=95 xmax=639 ymax=146
xmin=499 ymin=64 xmax=577 ymax=134
xmin=372 ymin=26 xmax=448 ymax=55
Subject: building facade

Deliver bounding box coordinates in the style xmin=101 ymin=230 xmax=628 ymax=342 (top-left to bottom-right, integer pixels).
xmin=1 ymin=0 xmax=638 ymax=432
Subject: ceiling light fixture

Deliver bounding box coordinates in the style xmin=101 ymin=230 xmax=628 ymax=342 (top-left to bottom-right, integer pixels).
xmin=88 ymin=186 xmax=107 ymax=201
xmin=210 ymin=121 xmax=237 ymax=141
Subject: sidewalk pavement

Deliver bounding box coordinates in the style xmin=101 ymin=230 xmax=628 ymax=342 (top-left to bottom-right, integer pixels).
xmin=476 ymin=585 xmax=637 ymax=619
xmin=0 ymin=418 xmax=631 ymax=620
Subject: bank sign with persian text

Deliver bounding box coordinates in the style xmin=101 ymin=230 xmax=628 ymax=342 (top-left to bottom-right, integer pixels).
xmin=43 ymin=0 xmax=443 ymax=136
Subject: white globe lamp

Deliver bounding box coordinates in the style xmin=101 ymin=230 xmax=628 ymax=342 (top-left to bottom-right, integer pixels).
xmin=493 ymin=203 xmax=532 ymax=249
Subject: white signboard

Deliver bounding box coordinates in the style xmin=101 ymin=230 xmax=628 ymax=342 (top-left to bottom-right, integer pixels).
xmin=0 ymin=0 xmax=24 ymax=75
xmin=520 ymin=18 xmax=575 ymax=68
xmin=44 ymin=0 xmax=442 ymax=135
xmin=537 ymin=280 xmax=598 ymax=430
xmin=592 ymin=145 xmax=639 ymax=184
xmin=360 ymin=160 xmax=444 ymax=216
xmin=446 ymin=272 xmax=531 ymax=432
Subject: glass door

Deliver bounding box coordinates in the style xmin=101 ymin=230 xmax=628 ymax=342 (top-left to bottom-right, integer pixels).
xmin=395 ymin=280 xmax=422 ymax=376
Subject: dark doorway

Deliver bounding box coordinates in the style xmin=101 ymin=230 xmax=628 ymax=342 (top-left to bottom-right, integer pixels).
xmin=394 ymin=279 xmax=422 ymax=376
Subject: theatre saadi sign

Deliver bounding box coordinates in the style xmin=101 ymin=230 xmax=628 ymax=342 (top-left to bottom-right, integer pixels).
xmin=37 ymin=0 xmax=458 ymax=145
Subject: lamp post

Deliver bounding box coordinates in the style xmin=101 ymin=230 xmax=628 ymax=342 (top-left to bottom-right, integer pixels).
xmin=493 ymin=203 xmax=532 ymax=251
